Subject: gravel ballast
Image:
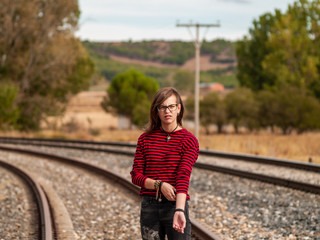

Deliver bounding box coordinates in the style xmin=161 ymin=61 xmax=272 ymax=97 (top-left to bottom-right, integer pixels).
xmin=0 ymin=145 xmax=319 ymax=239
xmin=0 ymin=151 xmax=141 ymax=239
xmin=0 ymin=166 xmax=38 ymax=239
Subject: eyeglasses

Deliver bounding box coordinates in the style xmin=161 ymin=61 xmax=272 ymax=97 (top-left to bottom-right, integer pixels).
xmin=157 ymin=104 xmax=178 ymax=112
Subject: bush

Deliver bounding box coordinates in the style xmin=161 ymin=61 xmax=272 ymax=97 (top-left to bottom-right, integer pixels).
xmin=225 ymin=87 xmax=259 ymax=133
xmin=0 ymin=83 xmax=20 ymax=129
xmin=272 ymin=87 xmax=320 ymax=134
xmin=200 ymin=92 xmax=226 ymax=134
xmin=101 ymin=70 xmax=159 ymax=128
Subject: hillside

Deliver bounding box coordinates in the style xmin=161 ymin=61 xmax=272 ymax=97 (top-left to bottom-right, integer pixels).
xmin=83 ymin=39 xmax=238 ymax=88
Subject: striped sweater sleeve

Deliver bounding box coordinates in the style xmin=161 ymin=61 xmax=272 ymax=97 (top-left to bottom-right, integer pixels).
xmin=130 ymin=134 xmax=147 ymax=188
xmin=175 ymin=135 xmax=199 ymax=194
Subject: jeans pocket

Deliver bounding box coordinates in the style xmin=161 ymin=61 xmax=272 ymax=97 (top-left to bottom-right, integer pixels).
xmin=141 ymin=196 xmax=152 ymax=208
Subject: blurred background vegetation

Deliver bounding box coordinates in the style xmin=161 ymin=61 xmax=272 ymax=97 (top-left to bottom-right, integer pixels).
xmin=1 ymin=0 xmax=320 ymax=137
xmin=0 ymin=0 xmax=94 ymax=130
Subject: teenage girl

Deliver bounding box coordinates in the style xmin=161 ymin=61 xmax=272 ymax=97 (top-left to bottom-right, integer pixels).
xmin=131 ymin=87 xmax=199 ymax=240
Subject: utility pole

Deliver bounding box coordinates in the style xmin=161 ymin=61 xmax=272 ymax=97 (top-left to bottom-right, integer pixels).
xmin=176 ymin=22 xmax=220 ymax=140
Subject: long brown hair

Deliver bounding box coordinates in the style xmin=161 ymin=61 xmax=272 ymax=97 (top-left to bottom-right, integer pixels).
xmin=145 ymin=87 xmax=184 ymax=133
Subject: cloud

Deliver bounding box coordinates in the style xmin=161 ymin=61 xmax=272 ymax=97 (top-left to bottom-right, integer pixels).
xmin=218 ymin=0 xmax=250 ymax=3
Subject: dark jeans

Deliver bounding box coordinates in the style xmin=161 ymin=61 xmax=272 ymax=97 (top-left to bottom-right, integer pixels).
xmin=140 ymin=195 xmax=191 ymax=240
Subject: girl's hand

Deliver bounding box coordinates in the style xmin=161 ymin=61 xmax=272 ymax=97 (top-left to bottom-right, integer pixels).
xmin=161 ymin=182 xmax=176 ymax=201
xmin=173 ymin=211 xmax=186 ymax=233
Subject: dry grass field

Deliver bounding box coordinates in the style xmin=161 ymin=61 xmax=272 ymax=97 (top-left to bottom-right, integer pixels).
xmin=42 ymin=91 xmax=118 ymax=130
xmin=3 ymin=128 xmax=320 ymax=164
xmin=199 ymin=132 xmax=320 ymax=164
xmin=1 ymin=91 xmax=319 ymax=164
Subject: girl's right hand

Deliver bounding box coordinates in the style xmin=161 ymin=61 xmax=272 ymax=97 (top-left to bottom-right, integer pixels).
xmin=161 ymin=182 xmax=176 ymax=201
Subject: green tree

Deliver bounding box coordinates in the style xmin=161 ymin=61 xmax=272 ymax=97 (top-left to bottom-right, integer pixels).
xmin=236 ymin=0 xmax=320 ymax=100
xmin=200 ymin=93 xmax=226 ymax=134
xmin=225 ymin=88 xmax=259 ymax=133
xmin=0 ymin=0 xmax=94 ymax=129
xmin=262 ymin=1 xmax=320 ymax=92
xmin=236 ymin=11 xmax=281 ymax=91
xmin=269 ymin=87 xmax=320 ymax=134
xmin=294 ymin=94 xmax=320 ymax=133
xmin=132 ymin=98 xmax=151 ymax=128
xmin=173 ymin=70 xmax=194 ymax=94
xmin=101 ymin=70 xmax=159 ymax=128
xmin=256 ymin=90 xmax=278 ymax=132
xmin=184 ymin=96 xmax=195 ymax=121
xmin=0 ymin=83 xmax=19 ymax=128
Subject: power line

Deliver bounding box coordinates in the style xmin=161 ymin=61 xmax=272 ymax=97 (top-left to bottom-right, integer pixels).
xmin=176 ymin=21 xmax=220 ymax=140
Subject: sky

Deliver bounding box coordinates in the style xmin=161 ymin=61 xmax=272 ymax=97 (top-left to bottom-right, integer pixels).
xmin=76 ymin=0 xmax=297 ymax=42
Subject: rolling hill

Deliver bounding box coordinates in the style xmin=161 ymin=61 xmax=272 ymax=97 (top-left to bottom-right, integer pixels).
xmin=83 ymin=39 xmax=238 ymax=88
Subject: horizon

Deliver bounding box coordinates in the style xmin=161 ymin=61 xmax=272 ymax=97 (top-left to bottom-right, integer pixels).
xmin=81 ymin=38 xmax=236 ymax=43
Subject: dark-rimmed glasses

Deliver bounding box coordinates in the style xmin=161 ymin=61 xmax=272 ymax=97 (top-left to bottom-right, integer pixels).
xmin=157 ymin=104 xmax=178 ymax=112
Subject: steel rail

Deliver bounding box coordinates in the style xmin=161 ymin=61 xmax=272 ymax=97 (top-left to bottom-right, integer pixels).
xmin=199 ymin=149 xmax=320 ymax=173
xmin=4 ymin=141 xmax=135 ymax=156
xmin=0 ymin=159 xmax=54 ymax=240
xmin=0 ymin=136 xmax=137 ymax=147
xmin=0 ymin=136 xmax=319 ymax=173
xmin=0 ymin=140 xmax=319 ymax=195
xmin=194 ymin=162 xmax=320 ymax=194
xmin=0 ymin=145 xmax=221 ymax=240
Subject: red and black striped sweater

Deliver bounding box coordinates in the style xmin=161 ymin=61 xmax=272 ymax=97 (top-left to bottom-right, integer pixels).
xmin=130 ymin=128 xmax=199 ymax=200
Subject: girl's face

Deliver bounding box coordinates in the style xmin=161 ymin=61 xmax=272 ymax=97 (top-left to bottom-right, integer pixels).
xmin=157 ymin=95 xmax=181 ymax=127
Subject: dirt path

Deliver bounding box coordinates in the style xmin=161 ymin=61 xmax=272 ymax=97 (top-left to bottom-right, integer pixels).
xmin=109 ymin=54 xmax=235 ymax=71
xmin=181 ymin=55 xmax=236 ymax=71
xmin=108 ymin=54 xmax=177 ymax=69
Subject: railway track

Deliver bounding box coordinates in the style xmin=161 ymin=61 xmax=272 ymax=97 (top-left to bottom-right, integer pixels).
xmin=1 ymin=136 xmax=319 ymax=172
xmin=0 ymin=144 xmax=221 ymax=240
xmin=0 ymin=159 xmax=54 ymax=240
xmin=0 ymin=137 xmax=319 ymax=194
